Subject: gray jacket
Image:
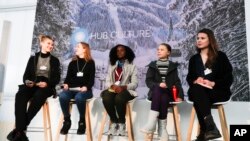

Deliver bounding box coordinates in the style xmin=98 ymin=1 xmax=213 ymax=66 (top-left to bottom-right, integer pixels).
xmin=105 ymin=60 xmax=138 ymax=96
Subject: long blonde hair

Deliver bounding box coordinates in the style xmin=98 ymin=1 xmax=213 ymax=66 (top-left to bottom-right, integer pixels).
xmin=72 ymin=42 xmax=93 ymax=62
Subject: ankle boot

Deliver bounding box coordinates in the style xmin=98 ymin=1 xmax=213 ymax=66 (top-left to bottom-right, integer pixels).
xmin=195 ymin=129 xmax=206 ymax=141
xmin=60 ymin=118 xmax=71 ymax=135
xmin=157 ymin=119 xmax=169 ymax=141
xmin=140 ymin=110 xmax=159 ymax=133
xmin=204 ymin=115 xmax=221 ymax=140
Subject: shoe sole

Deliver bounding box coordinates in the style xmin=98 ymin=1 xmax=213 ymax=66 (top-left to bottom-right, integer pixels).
xmin=205 ymin=134 xmax=222 ymax=140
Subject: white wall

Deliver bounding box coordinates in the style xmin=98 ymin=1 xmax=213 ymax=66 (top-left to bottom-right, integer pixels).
xmin=0 ymin=0 xmax=250 ymax=140
xmin=0 ymin=0 xmax=37 ymax=96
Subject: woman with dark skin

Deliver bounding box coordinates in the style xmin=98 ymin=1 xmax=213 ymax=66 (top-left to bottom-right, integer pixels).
xmin=186 ymin=28 xmax=233 ymax=141
xmin=101 ymin=44 xmax=138 ymax=136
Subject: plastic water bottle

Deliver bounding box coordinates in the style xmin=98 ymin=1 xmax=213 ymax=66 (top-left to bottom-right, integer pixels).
xmin=172 ymin=85 xmax=177 ymax=101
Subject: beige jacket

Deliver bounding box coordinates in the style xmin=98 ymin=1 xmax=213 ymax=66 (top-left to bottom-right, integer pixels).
xmin=105 ymin=60 xmax=138 ymax=96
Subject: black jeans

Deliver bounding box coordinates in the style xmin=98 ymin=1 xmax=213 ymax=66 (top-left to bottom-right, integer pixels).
xmin=188 ymin=84 xmax=230 ymax=130
xmin=15 ymin=85 xmax=53 ymax=131
xmin=101 ymin=89 xmax=135 ymax=123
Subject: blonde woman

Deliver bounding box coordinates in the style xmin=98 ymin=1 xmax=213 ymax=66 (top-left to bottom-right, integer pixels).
xmin=7 ymin=35 xmax=61 ymax=141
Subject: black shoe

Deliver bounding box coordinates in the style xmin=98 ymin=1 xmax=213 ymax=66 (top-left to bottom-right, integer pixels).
xmin=77 ymin=121 xmax=86 ymax=135
xmin=204 ymin=115 xmax=222 ymax=140
xmin=60 ymin=120 xmax=71 ymax=135
xmin=12 ymin=131 xmax=29 ymax=141
xmin=7 ymin=129 xmax=17 ymax=140
xmin=195 ymin=130 xmax=206 ymax=141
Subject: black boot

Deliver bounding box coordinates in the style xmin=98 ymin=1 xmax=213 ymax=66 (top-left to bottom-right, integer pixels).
xmin=7 ymin=129 xmax=17 ymax=140
xmin=12 ymin=131 xmax=29 ymax=141
xmin=60 ymin=119 xmax=71 ymax=135
xmin=204 ymin=115 xmax=221 ymax=140
xmin=195 ymin=130 xmax=206 ymax=141
xmin=77 ymin=118 xmax=86 ymax=135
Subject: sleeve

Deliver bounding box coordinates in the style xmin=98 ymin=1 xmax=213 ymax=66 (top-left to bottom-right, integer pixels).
xmin=86 ymin=61 xmax=95 ymax=90
xmin=145 ymin=66 xmax=159 ymax=89
xmin=213 ymin=52 xmax=233 ymax=89
xmin=173 ymin=67 xmax=184 ymax=99
xmin=186 ymin=56 xmax=197 ymax=86
xmin=23 ymin=56 xmax=34 ymax=83
xmin=64 ymin=61 xmax=73 ymax=84
xmin=48 ymin=57 xmax=61 ymax=87
xmin=105 ymin=65 xmax=113 ymax=89
xmin=126 ymin=65 xmax=138 ymax=90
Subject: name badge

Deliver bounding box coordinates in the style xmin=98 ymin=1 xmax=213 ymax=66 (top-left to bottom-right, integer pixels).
xmin=77 ymin=72 xmax=84 ymax=77
xmin=114 ymin=81 xmax=120 ymax=85
xmin=204 ymin=68 xmax=212 ymax=75
xmin=40 ymin=66 xmax=47 ymax=70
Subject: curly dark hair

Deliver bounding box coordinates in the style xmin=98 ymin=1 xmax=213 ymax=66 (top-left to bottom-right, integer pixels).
xmin=109 ymin=44 xmax=135 ymax=65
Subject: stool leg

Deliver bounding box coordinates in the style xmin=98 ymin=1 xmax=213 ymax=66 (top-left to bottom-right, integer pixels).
xmin=218 ymin=105 xmax=229 ymax=141
xmin=55 ymin=113 xmax=64 ymax=141
xmin=98 ymin=111 xmax=108 ymax=141
xmin=126 ymin=104 xmax=134 ymax=141
xmin=85 ymin=101 xmax=93 ymax=141
xmin=45 ymin=102 xmax=52 ymax=141
xmin=187 ymin=106 xmax=196 ymax=141
xmin=172 ymin=105 xmax=182 ymax=141
xmin=43 ymin=103 xmax=49 ymax=141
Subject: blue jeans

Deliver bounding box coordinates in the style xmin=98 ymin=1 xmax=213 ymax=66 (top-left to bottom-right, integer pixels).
xmin=59 ymin=90 xmax=93 ymax=119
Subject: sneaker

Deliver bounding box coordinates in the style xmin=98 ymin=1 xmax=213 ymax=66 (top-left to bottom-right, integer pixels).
xmin=7 ymin=129 xmax=16 ymax=140
xmin=117 ymin=123 xmax=126 ymax=136
xmin=12 ymin=131 xmax=29 ymax=141
xmin=77 ymin=121 xmax=86 ymax=135
xmin=108 ymin=123 xmax=118 ymax=135
xmin=60 ymin=120 xmax=71 ymax=135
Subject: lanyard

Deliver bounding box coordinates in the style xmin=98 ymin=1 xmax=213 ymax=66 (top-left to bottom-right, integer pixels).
xmin=115 ymin=69 xmax=123 ymax=81
xmin=77 ymin=59 xmax=87 ymax=72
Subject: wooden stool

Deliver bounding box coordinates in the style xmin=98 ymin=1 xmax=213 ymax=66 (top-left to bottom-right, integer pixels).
xmin=98 ymin=99 xmax=135 ymax=141
xmin=186 ymin=99 xmax=230 ymax=141
xmin=55 ymin=98 xmax=93 ymax=141
xmin=27 ymin=100 xmax=52 ymax=141
xmin=145 ymin=100 xmax=182 ymax=141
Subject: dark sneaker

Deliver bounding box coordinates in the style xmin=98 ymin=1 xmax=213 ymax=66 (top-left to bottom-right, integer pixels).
xmin=77 ymin=121 xmax=86 ymax=135
xmin=7 ymin=129 xmax=17 ymax=140
xmin=60 ymin=120 xmax=71 ymax=135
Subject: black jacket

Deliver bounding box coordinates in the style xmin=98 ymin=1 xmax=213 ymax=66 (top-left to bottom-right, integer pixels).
xmin=186 ymin=51 xmax=233 ymax=97
xmin=145 ymin=60 xmax=184 ymax=100
xmin=22 ymin=52 xmax=61 ymax=90
xmin=64 ymin=59 xmax=95 ymax=90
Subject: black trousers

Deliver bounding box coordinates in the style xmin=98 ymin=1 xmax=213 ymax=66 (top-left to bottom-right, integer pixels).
xmin=188 ymin=84 xmax=230 ymax=131
xmin=15 ymin=85 xmax=53 ymax=131
xmin=101 ymin=89 xmax=135 ymax=123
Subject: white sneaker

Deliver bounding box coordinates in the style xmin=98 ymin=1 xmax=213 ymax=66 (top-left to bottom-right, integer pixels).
xmin=108 ymin=123 xmax=118 ymax=135
xmin=117 ymin=123 xmax=126 ymax=136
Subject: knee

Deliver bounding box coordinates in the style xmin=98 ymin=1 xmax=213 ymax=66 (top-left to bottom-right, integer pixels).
xmin=102 ymin=91 xmax=113 ymax=103
xmin=114 ymin=95 xmax=126 ymax=105
xmin=59 ymin=91 xmax=70 ymax=101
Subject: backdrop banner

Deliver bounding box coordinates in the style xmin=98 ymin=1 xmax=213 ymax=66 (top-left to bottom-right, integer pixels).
xmin=31 ymin=0 xmax=248 ymax=101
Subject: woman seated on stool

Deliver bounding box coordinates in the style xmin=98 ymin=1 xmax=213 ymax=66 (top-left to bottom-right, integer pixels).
xmin=59 ymin=42 xmax=95 ymax=135
xmin=101 ymin=44 xmax=138 ymax=136
xmin=140 ymin=43 xmax=183 ymax=141
xmin=7 ymin=35 xmax=61 ymax=141
xmin=186 ymin=28 xmax=233 ymax=141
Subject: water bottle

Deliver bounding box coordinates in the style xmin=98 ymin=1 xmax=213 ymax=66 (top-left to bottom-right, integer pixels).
xmin=172 ymin=85 xmax=177 ymax=101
